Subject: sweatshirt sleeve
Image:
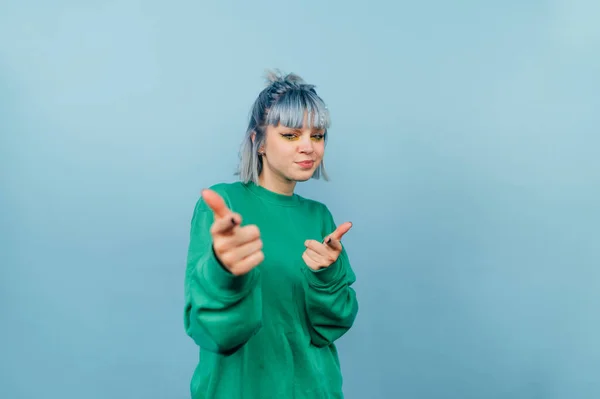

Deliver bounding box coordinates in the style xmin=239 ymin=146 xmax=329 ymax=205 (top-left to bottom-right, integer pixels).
xmin=183 ymin=192 xmax=263 ymax=355
xmin=301 ymin=205 xmax=359 ymax=347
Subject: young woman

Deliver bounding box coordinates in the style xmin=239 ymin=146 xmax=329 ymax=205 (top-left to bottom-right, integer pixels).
xmin=184 ymin=71 xmax=359 ymax=398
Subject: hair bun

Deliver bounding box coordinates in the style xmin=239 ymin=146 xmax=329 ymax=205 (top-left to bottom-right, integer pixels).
xmin=264 ymin=69 xmax=305 ymax=86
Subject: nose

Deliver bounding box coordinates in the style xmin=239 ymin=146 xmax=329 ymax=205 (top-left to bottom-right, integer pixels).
xmin=298 ymin=136 xmax=314 ymax=154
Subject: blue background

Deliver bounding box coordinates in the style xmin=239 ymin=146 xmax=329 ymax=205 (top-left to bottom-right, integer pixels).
xmin=1 ymin=1 xmax=599 ymax=398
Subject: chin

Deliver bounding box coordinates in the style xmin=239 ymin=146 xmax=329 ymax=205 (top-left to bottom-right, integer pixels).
xmin=290 ymin=171 xmax=315 ymax=182
xmin=294 ymin=176 xmax=312 ymax=182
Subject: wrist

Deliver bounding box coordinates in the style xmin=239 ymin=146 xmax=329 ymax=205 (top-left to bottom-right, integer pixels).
xmin=204 ymin=246 xmax=256 ymax=296
xmin=303 ymin=258 xmax=344 ymax=287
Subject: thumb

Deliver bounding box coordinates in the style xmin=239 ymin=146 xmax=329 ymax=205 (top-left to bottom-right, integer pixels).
xmin=201 ymin=189 xmax=231 ymax=219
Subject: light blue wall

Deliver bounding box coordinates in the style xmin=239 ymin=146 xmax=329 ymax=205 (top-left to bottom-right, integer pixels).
xmin=1 ymin=1 xmax=599 ymax=398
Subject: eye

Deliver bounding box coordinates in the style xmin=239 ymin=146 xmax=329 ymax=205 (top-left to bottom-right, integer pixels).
xmin=280 ymin=133 xmax=299 ymax=141
xmin=310 ymin=134 xmax=325 ymax=141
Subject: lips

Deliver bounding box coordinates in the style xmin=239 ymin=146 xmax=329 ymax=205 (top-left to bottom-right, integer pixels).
xmin=296 ymin=160 xmax=314 ymax=168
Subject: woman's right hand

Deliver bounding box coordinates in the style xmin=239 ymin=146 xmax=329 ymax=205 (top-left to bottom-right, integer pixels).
xmin=201 ymin=189 xmax=264 ymax=276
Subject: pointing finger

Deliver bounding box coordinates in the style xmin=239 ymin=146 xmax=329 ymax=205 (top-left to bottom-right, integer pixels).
xmin=210 ymin=212 xmax=242 ymax=235
xmin=328 ymin=222 xmax=353 ymax=242
xmin=201 ymin=189 xmax=231 ymax=219
xmin=324 ymin=236 xmax=343 ymax=251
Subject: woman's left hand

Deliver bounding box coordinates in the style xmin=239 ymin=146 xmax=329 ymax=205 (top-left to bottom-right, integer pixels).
xmin=302 ymin=222 xmax=353 ymax=271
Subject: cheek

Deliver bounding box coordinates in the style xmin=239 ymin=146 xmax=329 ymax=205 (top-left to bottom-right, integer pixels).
xmin=269 ymin=139 xmax=291 ymax=155
xmin=270 ymin=141 xmax=296 ymax=162
xmin=314 ymin=141 xmax=325 ymax=158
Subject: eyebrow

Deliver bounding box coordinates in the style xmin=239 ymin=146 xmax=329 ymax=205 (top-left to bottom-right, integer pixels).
xmin=286 ymin=128 xmax=325 ymax=134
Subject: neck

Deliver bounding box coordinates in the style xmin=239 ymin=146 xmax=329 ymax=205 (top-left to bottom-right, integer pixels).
xmin=258 ymin=173 xmax=296 ymax=196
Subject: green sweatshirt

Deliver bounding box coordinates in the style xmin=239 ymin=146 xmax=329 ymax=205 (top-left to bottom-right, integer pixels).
xmin=183 ymin=181 xmax=359 ymax=399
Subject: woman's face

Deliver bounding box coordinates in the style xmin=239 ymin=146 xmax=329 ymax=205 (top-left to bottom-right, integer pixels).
xmin=259 ymin=113 xmax=326 ymax=188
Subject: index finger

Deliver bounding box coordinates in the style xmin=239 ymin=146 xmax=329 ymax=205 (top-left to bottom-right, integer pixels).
xmin=328 ymin=221 xmax=353 ymax=242
xmin=201 ymin=189 xmax=231 ymax=219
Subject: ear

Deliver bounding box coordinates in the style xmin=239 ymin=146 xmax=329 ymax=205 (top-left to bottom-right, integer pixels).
xmin=251 ymin=131 xmax=256 ymax=144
